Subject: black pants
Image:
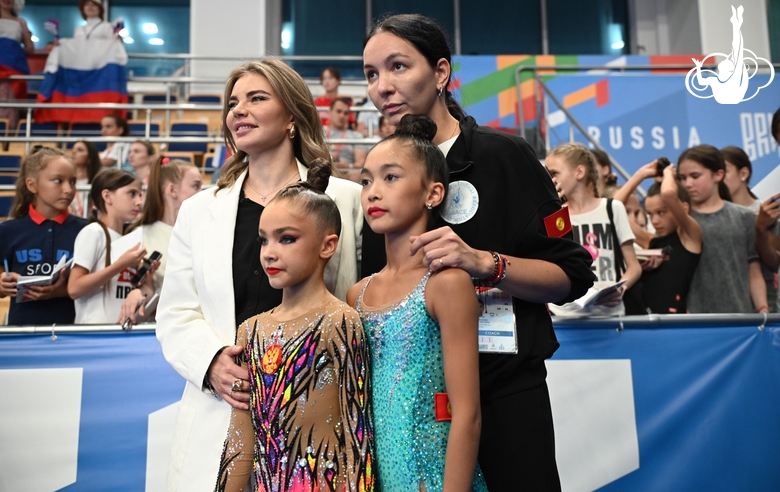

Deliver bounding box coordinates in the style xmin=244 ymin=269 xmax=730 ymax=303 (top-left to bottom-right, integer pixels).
xmin=478 ymin=382 xmax=562 ymax=491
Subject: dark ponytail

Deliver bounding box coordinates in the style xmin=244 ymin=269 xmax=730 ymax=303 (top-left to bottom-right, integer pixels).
xmin=273 ymin=159 xmax=341 ymax=235
xmin=366 ymin=14 xmax=465 ymax=120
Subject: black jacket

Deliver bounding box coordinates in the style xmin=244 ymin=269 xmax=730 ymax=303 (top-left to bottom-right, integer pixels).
xmin=362 ymin=116 xmax=595 ymax=400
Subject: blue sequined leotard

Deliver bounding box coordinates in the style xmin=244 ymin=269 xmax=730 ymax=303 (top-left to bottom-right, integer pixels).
xmin=357 ymin=271 xmax=488 ymax=492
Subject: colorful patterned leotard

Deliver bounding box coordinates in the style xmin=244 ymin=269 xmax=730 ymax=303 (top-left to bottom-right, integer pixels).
xmin=357 ymin=272 xmax=488 ymax=492
xmin=216 ymin=300 xmax=374 ymax=492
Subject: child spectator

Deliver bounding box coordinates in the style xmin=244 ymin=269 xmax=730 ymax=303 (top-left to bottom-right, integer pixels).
xmin=721 ymin=145 xmax=777 ymax=311
xmin=216 ymin=159 xmax=374 ymax=490
xmin=75 ymin=0 xmax=114 ymax=40
xmin=126 ymin=139 xmax=155 ymax=184
xmin=678 ymin=144 xmax=766 ymax=313
xmin=721 ymin=146 xmax=759 ymax=210
xmin=0 ymin=148 xmax=86 ymax=325
xmin=313 ymin=66 xmax=354 ymax=127
xmin=0 ymin=0 xmax=33 ymax=130
xmin=69 ymin=140 xmax=101 ymax=217
xmin=349 ymin=115 xmax=487 ymax=490
xmin=591 ymin=148 xmax=618 ymax=198
xmin=624 ymin=161 xmax=702 ymax=313
xmin=67 ymin=169 xmax=146 ymax=323
xmin=99 ymin=114 xmax=130 ymax=168
xmin=546 ymin=142 xmax=642 ymax=316
xmin=324 ymin=97 xmax=366 ymax=170
xmin=118 ymin=157 xmax=202 ymax=327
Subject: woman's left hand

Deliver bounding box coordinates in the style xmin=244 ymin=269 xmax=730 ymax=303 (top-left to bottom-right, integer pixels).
xmin=409 ymin=226 xmax=493 ymax=278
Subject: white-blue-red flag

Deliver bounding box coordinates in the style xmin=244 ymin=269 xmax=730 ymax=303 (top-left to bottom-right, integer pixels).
xmin=35 ymin=37 xmax=128 ymax=123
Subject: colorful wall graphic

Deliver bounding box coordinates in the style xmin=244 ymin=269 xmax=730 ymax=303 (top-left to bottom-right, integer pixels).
xmin=452 ymin=55 xmax=780 ymax=196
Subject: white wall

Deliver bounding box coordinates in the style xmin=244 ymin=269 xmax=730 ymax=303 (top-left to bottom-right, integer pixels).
xmin=189 ymin=0 xmax=267 ymax=93
xmin=698 ymin=0 xmax=770 ymax=59
xmin=632 ymin=0 xmax=770 ymax=58
xmin=633 ymin=0 xmax=701 ymax=54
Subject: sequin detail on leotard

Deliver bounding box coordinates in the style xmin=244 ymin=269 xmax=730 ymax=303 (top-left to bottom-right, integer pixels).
xmin=357 ymin=272 xmax=488 ymax=492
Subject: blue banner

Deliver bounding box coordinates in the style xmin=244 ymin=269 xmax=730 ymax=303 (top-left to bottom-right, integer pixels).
xmin=1 ymin=323 xmax=779 ymax=491
xmin=544 ymin=74 xmax=780 ymax=197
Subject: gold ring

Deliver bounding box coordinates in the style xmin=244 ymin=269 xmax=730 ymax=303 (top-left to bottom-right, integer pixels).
xmin=231 ymin=379 xmax=242 ymax=392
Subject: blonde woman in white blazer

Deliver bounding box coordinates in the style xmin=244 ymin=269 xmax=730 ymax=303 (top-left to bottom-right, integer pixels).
xmin=156 ymin=59 xmax=366 ymax=491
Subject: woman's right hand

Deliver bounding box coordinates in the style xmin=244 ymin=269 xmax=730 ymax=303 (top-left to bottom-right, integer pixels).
xmin=207 ymin=345 xmax=251 ymax=410
xmin=0 ymin=272 xmax=19 ymax=297
xmin=115 ymin=243 xmax=147 ymax=270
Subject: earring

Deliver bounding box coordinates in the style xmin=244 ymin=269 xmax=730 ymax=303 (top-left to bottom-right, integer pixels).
xmin=437 ymin=86 xmax=444 ymax=98
xmin=740 ymin=177 xmax=746 ymax=182
xmin=426 ymin=203 xmax=433 ymax=210
xmin=288 ymin=124 xmax=296 ymax=139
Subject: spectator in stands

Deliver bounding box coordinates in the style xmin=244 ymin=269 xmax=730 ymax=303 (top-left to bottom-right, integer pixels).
xmin=0 ymin=0 xmax=33 ymax=130
xmin=362 ymin=14 xmax=594 ymax=490
xmin=755 ymin=108 xmax=780 ymax=312
xmin=99 ymin=114 xmax=130 ymax=168
xmin=377 ymin=115 xmax=396 ymax=137
xmin=591 ymin=148 xmax=618 ymax=198
xmin=126 ymin=139 xmax=155 ymax=185
xmin=68 ymin=169 xmax=146 ymax=323
xmin=118 ymin=157 xmax=202 ymax=328
xmin=156 ymin=58 xmax=366 ymax=491
xmin=324 ymin=97 xmax=366 ymax=178
xmin=678 ymin=144 xmax=767 ymax=313
xmin=721 ymin=146 xmax=759 ymax=210
xmin=545 ymin=142 xmax=641 ymax=317
xmin=0 ymin=148 xmax=86 ymax=325
xmin=721 ymin=145 xmax=777 ymax=311
xmin=773 ymin=106 xmax=780 ymax=144
xmin=614 ymin=159 xmax=669 ymax=248
xmin=69 ymin=139 xmax=101 ymax=217
xmin=313 ymin=66 xmax=353 ymax=127
xmin=617 ymin=159 xmax=702 ymax=313
xmin=75 ymin=0 xmax=114 ymax=40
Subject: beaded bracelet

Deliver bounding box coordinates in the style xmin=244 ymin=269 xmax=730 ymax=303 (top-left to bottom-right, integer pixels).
xmin=483 ymin=251 xmax=508 ymax=286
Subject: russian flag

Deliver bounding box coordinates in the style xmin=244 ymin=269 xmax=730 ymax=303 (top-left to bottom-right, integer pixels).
xmin=35 ymin=37 xmax=128 ymax=123
xmin=0 ymin=35 xmax=30 ymax=100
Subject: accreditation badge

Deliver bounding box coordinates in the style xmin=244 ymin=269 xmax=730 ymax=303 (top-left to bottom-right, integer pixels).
xmin=475 ymin=286 xmax=518 ymax=354
xmin=440 ymin=181 xmax=479 ymax=224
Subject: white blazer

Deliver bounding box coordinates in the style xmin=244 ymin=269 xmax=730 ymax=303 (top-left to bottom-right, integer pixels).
xmin=156 ymin=163 xmax=363 ymax=491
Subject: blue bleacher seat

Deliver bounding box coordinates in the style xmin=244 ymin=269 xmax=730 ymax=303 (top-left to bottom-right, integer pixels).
xmin=0 ymin=153 xmax=23 ymax=170
xmin=128 ymin=120 xmax=161 ymax=139
xmin=187 ymin=94 xmax=221 ymax=104
xmin=142 ymin=93 xmax=179 ymax=104
xmin=168 ymin=121 xmax=209 ymax=153
xmin=0 ymin=194 xmax=14 ymax=218
xmin=0 ymin=175 xmax=16 ymax=185
xmin=17 ymin=122 xmax=59 ymax=139
xmin=68 ymin=122 xmax=104 ymax=149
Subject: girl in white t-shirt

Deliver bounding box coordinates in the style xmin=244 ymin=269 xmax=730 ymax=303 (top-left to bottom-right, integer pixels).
xmin=545 ymin=143 xmax=641 ymax=316
xmin=99 ymin=115 xmax=131 ymax=168
xmin=119 ymin=158 xmax=203 ymax=326
xmin=68 ymin=168 xmax=146 ymax=323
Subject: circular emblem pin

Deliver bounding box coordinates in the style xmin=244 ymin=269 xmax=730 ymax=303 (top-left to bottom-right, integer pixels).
xmin=556 ymin=217 xmax=565 ymax=231
xmin=440 ymin=181 xmax=479 ymax=225
xmin=261 ymin=344 xmax=283 ymax=374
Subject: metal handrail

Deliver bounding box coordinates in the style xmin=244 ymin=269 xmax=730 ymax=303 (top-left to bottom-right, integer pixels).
xmin=1 ymin=313 xmax=777 ymax=334
xmin=514 ymin=63 xmax=780 ymax=141
xmin=533 ymin=74 xmax=636 ymax=193
xmin=513 ymin=62 xmax=779 ymax=188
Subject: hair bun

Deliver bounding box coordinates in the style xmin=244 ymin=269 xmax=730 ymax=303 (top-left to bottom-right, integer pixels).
xmin=395 ymin=114 xmax=438 ymax=142
xmin=306 ymin=158 xmax=331 ymax=193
